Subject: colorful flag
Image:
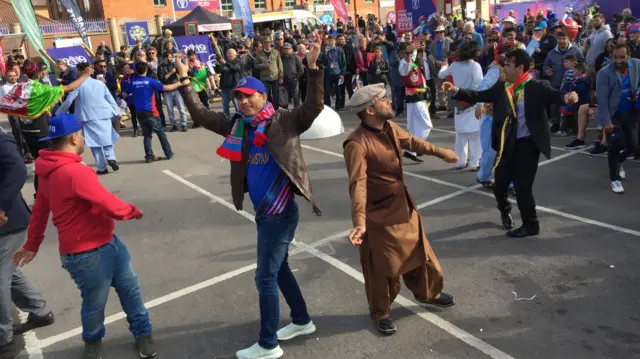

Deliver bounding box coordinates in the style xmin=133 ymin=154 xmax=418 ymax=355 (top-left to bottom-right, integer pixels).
xmin=191 ymin=67 xmax=208 ymax=93
xmin=330 ymin=0 xmax=349 ymax=24
xmin=0 ymin=80 xmax=64 ymax=118
xmin=11 ymin=0 xmax=49 ymax=66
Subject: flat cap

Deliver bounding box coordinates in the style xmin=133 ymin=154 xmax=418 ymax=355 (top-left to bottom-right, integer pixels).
xmin=350 ymin=83 xmax=386 ymax=113
xmin=283 ymin=42 xmax=293 ymax=49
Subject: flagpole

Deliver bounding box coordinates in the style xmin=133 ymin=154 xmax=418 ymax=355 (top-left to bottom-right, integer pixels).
xmin=171 ymin=0 xmax=177 ymax=21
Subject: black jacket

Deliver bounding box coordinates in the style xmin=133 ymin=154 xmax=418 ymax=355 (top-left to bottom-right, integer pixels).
xmin=0 ymin=133 xmax=31 ymax=235
xmin=215 ymin=58 xmax=243 ymax=89
xmin=454 ymin=79 xmax=566 ymax=160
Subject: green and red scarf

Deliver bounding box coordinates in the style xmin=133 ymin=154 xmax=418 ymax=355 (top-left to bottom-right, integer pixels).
xmin=0 ymin=79 xmax=63 ymax=118
xmin=216 ymin=102 xmax=276 ymax=162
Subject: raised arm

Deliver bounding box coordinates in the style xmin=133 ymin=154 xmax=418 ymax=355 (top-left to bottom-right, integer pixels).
xmin=279 ymin=42 xmax=324 ymax=135
xmin=446 ymin=79 xmax=502 ymax=104
xmin=61 ymin=69 xmax=91 ymax=93
xmin=174 ymin=54 xmax=232 ymax=136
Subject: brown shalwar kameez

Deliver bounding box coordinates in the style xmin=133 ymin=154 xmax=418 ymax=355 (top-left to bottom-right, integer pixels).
xmin=343 ymin=120 xmax=448 ymax=321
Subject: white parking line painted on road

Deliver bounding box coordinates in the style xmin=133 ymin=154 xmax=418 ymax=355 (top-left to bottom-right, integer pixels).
xmin=19 ymin=310 xmax=44 ymax=359
xmin=295 ymin=241 xmax=515 ymax=359
xmin=300 ymin=144 xmax=640 ymax=237
xmin=159 ymin=171 xmax=516 ymax=359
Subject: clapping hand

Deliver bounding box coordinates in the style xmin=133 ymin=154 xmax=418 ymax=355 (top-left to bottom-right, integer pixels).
xmin=564 ymin=91 xmax=579 ymax=104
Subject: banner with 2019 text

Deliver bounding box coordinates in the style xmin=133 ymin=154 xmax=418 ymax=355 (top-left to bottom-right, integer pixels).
xmin=394 ymin=0 xmax=436 ymax=35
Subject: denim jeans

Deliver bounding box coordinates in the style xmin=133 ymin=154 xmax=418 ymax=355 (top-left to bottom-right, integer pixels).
xmin=221 ymin=88 xmax=238 ymax=117
xmin=163 ymin=90 xmax=187 ymax=128
xmin=255 ymin=201 xmax=311 ymax=349
xmin=60 ymin=236 xmax=151 ymax=342
xmin=137 ymin=113 xmax=173 ymax=159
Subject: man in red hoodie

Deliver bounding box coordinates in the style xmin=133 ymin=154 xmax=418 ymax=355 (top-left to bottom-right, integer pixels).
xmin=12 ymin=114 xmax=156 ymax=359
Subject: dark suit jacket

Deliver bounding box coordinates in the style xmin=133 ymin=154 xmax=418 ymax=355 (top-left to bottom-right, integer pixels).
xmin=0 ymin=133 xmax=31 ymax=235
xmin=454 ymin=79 xmax=566 ymax=160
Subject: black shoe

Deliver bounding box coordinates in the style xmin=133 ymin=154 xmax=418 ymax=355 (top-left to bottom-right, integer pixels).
xmin=403 ymin=152 xmax=423 ymax=163
xmin=376 ymin=317 xmax=397 ymax=335
xmin=107 ymin=160 xmax=119 ymax=171
xmin=83 ymin=340 xmax=102 ymax=359
xmin=170 ymin=125 xmax=178 ymax=132
xmin=550 ymin=123 xmax=559 ymax=133
xmin=506 ymin=225 xmax=540 ymax=238
xmin=501 ymin=212 xmax=514 ymax=230
xmin=96 ymin=169 xmax=109 ymax=175
xmin=13 ymin=311 xmax=55 ymax=335
xmin=135 ymin=333 xmax=157 ymax=358
xmin=564 ymin=138 xmax=585 ymax=150
xmin=589 ymin=142 xmax=607 ymax=155
xmin=132 ymin=129 xmax=138 ymax=138
xmin=424 ymin=292 xmax=455 ymax=307
xmin=0 ymin=339 xmax=15 ymax=354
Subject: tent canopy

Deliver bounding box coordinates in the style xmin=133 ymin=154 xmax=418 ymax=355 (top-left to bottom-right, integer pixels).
xmin=164 ymin=6 xmax=232 ymax=35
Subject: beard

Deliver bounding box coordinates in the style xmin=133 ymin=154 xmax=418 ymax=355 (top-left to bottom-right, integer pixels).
xmin=374 ymin=107 xmax=395 ymax=121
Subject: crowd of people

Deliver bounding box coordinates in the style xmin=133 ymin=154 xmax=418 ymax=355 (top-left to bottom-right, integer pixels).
xmin=0 ymin=2 xmax=639 ymax=359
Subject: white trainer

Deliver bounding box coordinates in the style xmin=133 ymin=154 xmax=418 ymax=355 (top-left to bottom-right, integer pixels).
xmin=276 ymin=321 xmax=317 ymax=341
xmin=619 ymin=165 xmax=626 ymax=179
xmin=611 ymin=181 xmax=624 ymax=194
xmin=235 ymin=343 xmax=283 ymax=359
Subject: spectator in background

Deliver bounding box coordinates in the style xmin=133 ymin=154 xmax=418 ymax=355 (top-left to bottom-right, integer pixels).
xmin=254 ymin=35 xmax=284 ymax=109
xmin=94 ymin=50 xmax=116 ymax=74
xmin=159 ymin=29 xmax=179 ymax=58
xmin=216 ymin=48 xmax=244 ymax=117
xmin=157 ymin=52 xmax=188 ymax=132
xmin=55 ymin=59 xmax=77 ymax=86
xmin=585 ymin=14 xmax=613 ymax=78
xmin=119 ymin=62 xmax=140 ymax=137
xmin=96 ymin=40 xmax=112 ymax=58
xmin=281 ymin=43 xmax=304 ymax=109
xmin=336 ymin=33 xmax=356 ymax=111
xmin=319 ymin=35 xmax=346 ymax=107
xmin=114 ymin=45 xmax=129 ymax=75
xmin=93 ymin=59 xmax=118 ymax=100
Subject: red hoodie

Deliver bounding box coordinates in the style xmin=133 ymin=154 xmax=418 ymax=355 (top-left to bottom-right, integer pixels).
xmin=25 ymin=150 xmax=141 ymax=255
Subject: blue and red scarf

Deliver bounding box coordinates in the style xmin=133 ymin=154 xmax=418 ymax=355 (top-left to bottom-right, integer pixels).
xmin=216 ymin=102 xmax=276 ymax=162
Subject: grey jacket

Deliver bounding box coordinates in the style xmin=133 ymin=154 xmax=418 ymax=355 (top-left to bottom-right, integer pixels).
xmin=596 ymin=59 xmax=640 ymax=126
xmin=586 ymin=25 xmax=613 ymax=66
xmin=543 ymin=44 xmax=584 ymax=88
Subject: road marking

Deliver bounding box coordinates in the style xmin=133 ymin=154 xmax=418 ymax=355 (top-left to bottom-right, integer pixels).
xmin=300 ymin=144 xmax=640 ymax=237
xmin=160 ymin=171 xmax=516 ymax=359
xmin=295 ymin=241 xmax=515 ymax=359
xmin=19 ymin=310 xmax=44 ymax=359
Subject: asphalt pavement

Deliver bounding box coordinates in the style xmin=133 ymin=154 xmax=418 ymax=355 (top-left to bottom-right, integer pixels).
xmin=3 ymin=103 xmax=640 ymax=359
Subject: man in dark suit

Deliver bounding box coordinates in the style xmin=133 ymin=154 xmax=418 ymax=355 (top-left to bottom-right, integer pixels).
xmin=0 ymin=133 xmax=54 ymax=354
xmin=442 ymin=49 xmax=578 ymax=238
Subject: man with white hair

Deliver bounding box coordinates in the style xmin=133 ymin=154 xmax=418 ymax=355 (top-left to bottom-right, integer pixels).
xmin=463 ymin=21 xmax=484 ymax=48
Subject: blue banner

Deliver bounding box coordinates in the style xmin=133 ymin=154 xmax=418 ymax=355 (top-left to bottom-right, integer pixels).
xmin=231 ymin=0 xmax=253 ymax=35
xmin=46 ymin=46 xmax=93 ymax=68
xmin=395 ymin=0 xmax=437 ymax=35
xmin=174 ymin=35 xmax=216 ymax=69
xmin=125 ymin=22 xmax=150 ymax=46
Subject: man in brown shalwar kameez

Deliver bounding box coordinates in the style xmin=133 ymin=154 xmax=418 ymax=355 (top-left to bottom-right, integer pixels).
xmin=343 ymin=83 xmax=458 ymax=335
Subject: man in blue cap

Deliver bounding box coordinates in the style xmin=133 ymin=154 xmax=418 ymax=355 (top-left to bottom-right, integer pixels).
xmin=13 ymin=114 xmax=155 ymax=359
xmin=174 ymin=42 xmax=323 ymax=359
xmin=530 ymin=20 xmax=557 ymax=72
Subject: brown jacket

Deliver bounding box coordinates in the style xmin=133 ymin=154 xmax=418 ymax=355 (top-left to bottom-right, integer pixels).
xmin=178 ymin=68 xmax=325 ymax=215
xmin=344 ymin=121 xmax=449 ymax=228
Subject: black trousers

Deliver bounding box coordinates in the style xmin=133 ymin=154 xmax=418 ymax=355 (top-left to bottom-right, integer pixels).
xmin=607 ymin=111 xmax=638 ymax=181
xmin=336 ymin=73 xmax=354 ymax=110
xmin=23 ymin=134 xmax=51 ymax=194
xmin=494 ymin=136 xmax=540 ymax=227
xmin=324 ymin=74 xmax=340 ymax=107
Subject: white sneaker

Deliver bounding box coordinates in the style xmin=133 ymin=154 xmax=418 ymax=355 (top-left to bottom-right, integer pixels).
xmin=619 ymin=165 xmax=626 ymax=179
xmin=236 ymin=343 xmax=283 ymax=359
xmin=276 ymin=321 xmax=316 ymax=341
xmin=611 ymin=181 xmax=624 ymax=194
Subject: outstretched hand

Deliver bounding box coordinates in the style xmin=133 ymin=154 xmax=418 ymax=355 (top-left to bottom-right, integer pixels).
xmin=441 ymin=82 xmax=458 ymax=94
xmin=440 ymin=149 xmax=459 ymax=164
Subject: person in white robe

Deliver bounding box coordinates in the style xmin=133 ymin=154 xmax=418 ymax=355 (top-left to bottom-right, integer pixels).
xmin=56 ymin=62 xmax=121 ymax=174
xmin=438 ymin=40 xmax=484 ymax=170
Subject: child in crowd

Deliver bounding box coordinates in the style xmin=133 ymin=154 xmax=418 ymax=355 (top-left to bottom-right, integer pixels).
xmin=557 ymin=55 xmax=579 ymax=135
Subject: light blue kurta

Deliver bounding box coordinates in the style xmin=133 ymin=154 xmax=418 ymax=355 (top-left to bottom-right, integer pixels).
xmin=56 ymin=78 xmax=122 ymax=148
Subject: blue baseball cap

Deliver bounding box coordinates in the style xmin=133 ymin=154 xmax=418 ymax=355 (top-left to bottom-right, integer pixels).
xmin=231 ymin=77 xmax=266 ymax=96
xmin=535 ymin=21 xmax=548 ymax=31
xmin=39 ymin=113 xmax=82 ymax=141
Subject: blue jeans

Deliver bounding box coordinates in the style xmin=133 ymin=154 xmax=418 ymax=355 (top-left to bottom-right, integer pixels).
xmin=137 ymin=113 xmax=173 ymax=159
xmin=255 ymin=201 xmax=311 ymax=349
xmin=60 ymin=236 xmax=151 ymax=342
xmin=163 ymin=90 xmax=187 ymax=128
xmin=221 ymin=88 xmax=238 ymax=117
xmin=91 ymin=145 xmax=115 ymax=172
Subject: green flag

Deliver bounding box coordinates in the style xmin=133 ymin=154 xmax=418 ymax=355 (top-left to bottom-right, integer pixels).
xmin=11 ymin=0 xmax=49 ymax=66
